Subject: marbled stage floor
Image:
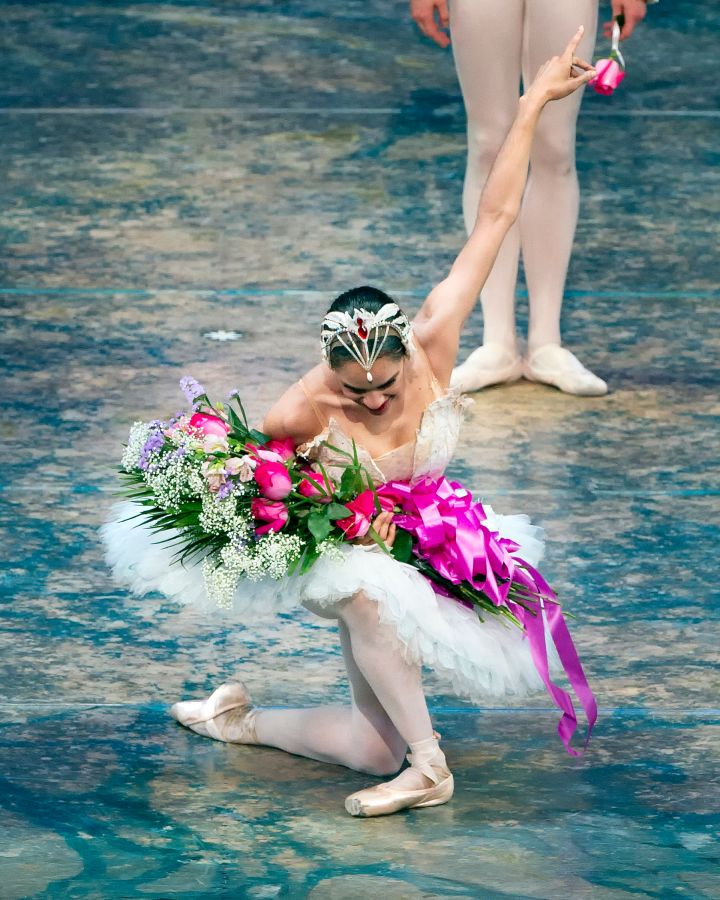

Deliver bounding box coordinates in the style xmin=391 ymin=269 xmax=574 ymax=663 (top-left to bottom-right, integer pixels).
xmin=1 ymin=1 xmax=719 ymax=897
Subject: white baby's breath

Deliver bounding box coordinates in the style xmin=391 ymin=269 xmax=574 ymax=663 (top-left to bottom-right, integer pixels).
xmin=199 ymin=490 xmax=252 ymax=538
xmin=121 ymin=422 xmax=153 ymax=472
xmin=317 ymin=540 xmax=345 ymax=562
xmin=202 ymin=532 xmax=303 ymax=609
xmin=144 ymin=455 xmax=198 ymax=510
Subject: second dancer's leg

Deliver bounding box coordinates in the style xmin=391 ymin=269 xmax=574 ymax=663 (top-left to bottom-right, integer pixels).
xmin=449 ymin=0 xmax=525 ymax=391
xmin=520 ymin=0 xmax=607 ymax=395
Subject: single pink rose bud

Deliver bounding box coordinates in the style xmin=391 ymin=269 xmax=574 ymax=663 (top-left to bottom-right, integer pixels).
xmin=251 ymin=498 xmax=289 ymax=535
xmin=337 ymin=490 xmax=377 ymax=541
xmin=254 ymin=461 xmax=293 ymax=500
xmin=589 ymin=58 xmax=625 ymax=96
xmin=188 ymin=412 xmax=230 ymax=437
xmin=298 ymin=469 xmax=334 ymax=501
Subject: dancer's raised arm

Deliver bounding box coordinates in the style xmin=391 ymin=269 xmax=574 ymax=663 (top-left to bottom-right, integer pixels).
xmin=413 ymin=27 xmax=595 ymax=382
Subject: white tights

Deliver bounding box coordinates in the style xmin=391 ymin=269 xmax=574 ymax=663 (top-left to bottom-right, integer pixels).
xmin=450 ymin=0 xmax=598 ymax=352
xmin=254 ymin=592 xmax=437 ymax=786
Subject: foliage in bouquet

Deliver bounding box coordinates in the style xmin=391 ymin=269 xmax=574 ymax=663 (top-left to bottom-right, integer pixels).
xmin=118 ymin=377 xmax=390 ymax=609
xmin=118 ymin=376 xmax=556 ymax=628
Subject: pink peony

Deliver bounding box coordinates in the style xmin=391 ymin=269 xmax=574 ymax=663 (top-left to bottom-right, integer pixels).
xmin=298 ymin=469 xmax=334 ymax=501
xmin=264 ymin=438 xmax=296 ymax=461
xmin=589 ymin=58 xmax=625 ymax=96
xmin=337 ymin=490 xmax=377 ymax=541
xmin=254 ymin=461 xmax=293 ymax=500
xmin=251 ymin=498 xmax=289 ymax=535
xmin=188 ymin=412 xmax=230 ymax=437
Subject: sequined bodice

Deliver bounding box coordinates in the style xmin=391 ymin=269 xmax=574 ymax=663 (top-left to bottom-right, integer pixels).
xmin=301 ymin=390 xmax=469 ymax=486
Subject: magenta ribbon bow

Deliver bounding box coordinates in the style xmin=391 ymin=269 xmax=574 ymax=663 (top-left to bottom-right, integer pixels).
xmin=378 ymin=476 xmax=598 ymax=756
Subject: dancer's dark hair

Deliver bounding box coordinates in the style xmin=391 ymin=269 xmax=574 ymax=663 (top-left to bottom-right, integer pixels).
xmin=325 ymin=285 xmax=408 ymax=370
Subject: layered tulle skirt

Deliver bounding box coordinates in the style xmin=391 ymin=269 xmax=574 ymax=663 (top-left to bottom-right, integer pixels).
xmin=102 ymin=500 xmax=554 ymax=701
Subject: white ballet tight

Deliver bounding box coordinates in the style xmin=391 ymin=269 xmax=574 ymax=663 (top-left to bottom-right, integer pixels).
xmin=450 ymin=0 xmax=598 ymax=352
xmin=253 ymin=592 xmax=437 ymax=786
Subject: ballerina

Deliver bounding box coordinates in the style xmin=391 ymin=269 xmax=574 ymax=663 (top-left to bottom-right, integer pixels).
xmin=103 ymin=30 xmax=596 ymax=818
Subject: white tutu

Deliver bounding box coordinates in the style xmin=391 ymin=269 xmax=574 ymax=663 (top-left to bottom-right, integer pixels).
xmin=102 ymin=500 xmax=554 ymax=702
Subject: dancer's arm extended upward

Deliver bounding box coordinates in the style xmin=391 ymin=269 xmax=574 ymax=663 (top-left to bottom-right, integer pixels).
xmin=413 ymin=27 xmax=595 ymax=381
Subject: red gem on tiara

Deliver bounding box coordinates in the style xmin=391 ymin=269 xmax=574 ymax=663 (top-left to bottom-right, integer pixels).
xmin=356 ymin=317 xmax=369 ymax=340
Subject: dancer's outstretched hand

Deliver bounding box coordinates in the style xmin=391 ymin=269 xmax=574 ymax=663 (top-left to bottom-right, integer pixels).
xmin=525 ymin=26 xmax=596 ymax=105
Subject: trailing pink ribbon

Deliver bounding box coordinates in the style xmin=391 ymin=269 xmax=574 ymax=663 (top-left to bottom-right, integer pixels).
xmin=378 ymin=476 xmax=597 ymax=755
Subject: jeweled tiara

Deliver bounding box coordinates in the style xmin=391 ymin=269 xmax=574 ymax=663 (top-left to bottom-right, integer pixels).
xmin=320 ymin=303 xmax=411 ymax=382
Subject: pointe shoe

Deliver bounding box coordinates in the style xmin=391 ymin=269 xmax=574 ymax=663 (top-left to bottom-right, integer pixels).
xmin=345 ymin=735 xmax=453 ymax=818
xmin=451 ymin=342 xmax=522 ymax=393
xmin=169 ymin=681 xmax=258 ymax=744
xmin=523 ymin=344 xmax=608 ymax=396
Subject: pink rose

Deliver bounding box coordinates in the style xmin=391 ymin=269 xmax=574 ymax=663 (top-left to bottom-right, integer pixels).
xmin=189 ymin=412 xmax=230 ymax=437
xmin=265 ymin=438 xmax=296 ymax=461
xmin=254 ymin=461 xmax=293 ymax=500
xmin=376 ymin=483 xmax=402 ymax=512
xmin=298 ymin=469 xmax=334 ymax=502
xmin=247 ymin=443 xmax=284 ymax=464
xmin=337 ymin=490 xmax=377 ymax=541
xmin=251 ymin=498 xmax=289 ymax=535
xmin=589 ymin=58 xmax=625 ymax=96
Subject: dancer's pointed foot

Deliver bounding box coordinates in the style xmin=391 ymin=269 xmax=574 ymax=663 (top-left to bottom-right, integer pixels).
xmin=170 ymin=681 xmax=258 ymax=744
xmin=450 ymin=342 xmax=522 ymax=394
xmin=345 ymin=734 xmax=453 ymax=817
xmin=523 ymin=344 xmax=608 ymax=396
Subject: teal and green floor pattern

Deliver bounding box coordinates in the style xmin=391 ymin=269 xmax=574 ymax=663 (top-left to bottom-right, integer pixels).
xmin=1 ymin=1 xmax=718 ymax=897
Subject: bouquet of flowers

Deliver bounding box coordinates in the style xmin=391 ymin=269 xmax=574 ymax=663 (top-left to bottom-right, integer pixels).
xmin=118 ymin=377 xmax=555 ymax=626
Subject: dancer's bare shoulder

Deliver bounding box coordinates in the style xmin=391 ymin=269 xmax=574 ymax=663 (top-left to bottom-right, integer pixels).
xmin=262 ymin=372 xmax=326 ymax=444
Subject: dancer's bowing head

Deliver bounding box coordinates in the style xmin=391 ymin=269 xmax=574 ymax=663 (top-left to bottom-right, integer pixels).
xmin=321 ymin=285 xmax=412 ymax=416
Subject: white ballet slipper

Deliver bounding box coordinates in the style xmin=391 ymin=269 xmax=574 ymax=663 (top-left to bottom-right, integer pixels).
xmin=523 ymin=344 xmax=608 ymax=396
xmin=170 ymin=681 xmax=258 ymax=744
xmin=450 ymin=343 xmax=522 ymax=393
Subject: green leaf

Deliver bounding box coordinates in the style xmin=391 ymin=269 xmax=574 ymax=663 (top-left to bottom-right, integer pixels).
xmin=232 ymin=394 xmax=249 ymax=429
xmin=307 ymin=511 xmax=332 ymax=543
xmin=227 ymin=406 xmax=248 ymax=438
xmin=322 ymin=441 xmax=354 ymax=460
xmin=340 ymin=466 xmax=361 ymax=498
xmin=326 ymin=502 xmax=352 ymax=520
xmin=391 ymin=528 xmax=413 ymax=563
xmin=300 ymin=545 xmax=321 ymax=574
xmin=249 ymin=428 xmax=270 ymax=445
xmin=314 ymin=460 xmax=334 ymax=496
